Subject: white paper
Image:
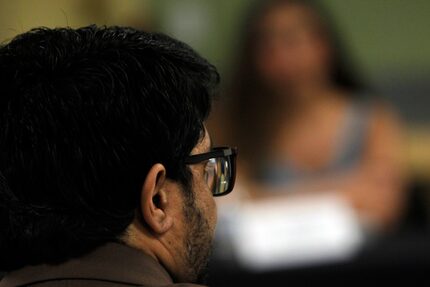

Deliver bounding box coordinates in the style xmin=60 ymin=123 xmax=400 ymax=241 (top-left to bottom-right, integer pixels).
xmin=228 ymin=194 xmax=364 ymax=271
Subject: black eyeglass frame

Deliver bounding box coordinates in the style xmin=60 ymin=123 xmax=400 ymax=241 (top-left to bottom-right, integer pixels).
xmin=185 ymin=147 xmax=237 ymax=196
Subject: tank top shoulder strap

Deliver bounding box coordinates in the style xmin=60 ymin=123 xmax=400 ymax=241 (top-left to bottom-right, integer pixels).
xmin=330 ymin=97 xmax=373 ymax=169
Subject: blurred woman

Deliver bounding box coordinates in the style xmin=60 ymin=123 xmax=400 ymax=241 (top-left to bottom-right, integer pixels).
xmin=210 ymin=0 xmax=406 ymax=231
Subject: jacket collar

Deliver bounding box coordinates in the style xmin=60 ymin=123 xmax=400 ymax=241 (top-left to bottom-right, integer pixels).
xmin=0 ymin=242 xmax=174 ymax=286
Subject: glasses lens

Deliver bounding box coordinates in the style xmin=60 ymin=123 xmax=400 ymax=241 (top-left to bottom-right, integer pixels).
xmin=213 ymin=157 xmax=232 ymax=196
xmin=204 ymin=158 xmax=217 ymax=193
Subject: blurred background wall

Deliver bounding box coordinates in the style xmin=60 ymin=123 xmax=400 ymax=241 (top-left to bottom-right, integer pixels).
xmin=1 ymin=0 xmax=429 ymax=181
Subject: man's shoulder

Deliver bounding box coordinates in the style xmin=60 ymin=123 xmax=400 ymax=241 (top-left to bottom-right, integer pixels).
xmin=0 ymin=278 xmax=207 ymax=287
xmin=164 ymin=284 xmax=207 ymax=287
xmin=0 ymin=243 xmax=202 ymax=287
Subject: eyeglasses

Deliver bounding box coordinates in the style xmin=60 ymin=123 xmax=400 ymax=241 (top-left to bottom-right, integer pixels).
xmin=185 ymin=147 xmax=237 ymax=197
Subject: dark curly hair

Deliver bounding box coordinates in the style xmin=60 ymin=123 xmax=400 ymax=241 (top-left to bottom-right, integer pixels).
xmin=0 ymin=25 xmax=219 ymax=271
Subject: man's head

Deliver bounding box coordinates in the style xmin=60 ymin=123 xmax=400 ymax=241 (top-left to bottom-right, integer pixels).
xmin=0 ymin=25 xmax=229 ymax=283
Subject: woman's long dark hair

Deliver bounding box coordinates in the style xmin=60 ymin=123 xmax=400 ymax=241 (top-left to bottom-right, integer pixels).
xmin=222 ymin=0 xmax=366 ymax=167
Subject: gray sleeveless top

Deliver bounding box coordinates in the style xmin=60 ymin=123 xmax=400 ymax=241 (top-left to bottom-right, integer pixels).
xmin=257 ymin=100 xmax=372 ymax=187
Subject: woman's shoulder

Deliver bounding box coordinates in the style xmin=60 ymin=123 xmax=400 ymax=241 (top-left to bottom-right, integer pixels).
xmin=345 ymin=92 xmax=402 ymax=128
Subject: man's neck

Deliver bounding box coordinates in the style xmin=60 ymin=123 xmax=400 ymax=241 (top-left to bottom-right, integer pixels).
xmin=120 ymin=219 xmax=181 ymax=282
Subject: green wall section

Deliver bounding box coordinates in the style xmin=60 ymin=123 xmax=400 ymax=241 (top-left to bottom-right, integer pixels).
xmin=323 ymin=0 xmax=430 ymax=75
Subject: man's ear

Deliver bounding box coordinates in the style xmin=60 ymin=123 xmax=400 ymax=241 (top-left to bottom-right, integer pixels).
xmin=140 ymin=163 xmax=173 ymax=235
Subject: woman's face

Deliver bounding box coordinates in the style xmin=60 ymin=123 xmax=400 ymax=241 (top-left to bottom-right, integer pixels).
xmin=254 ymin=3 xmax=332 ymax=92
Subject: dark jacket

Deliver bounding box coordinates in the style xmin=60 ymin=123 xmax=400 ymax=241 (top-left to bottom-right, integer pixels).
xmin=0 ymin=242 xmax=204 ymax=287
